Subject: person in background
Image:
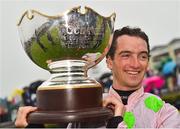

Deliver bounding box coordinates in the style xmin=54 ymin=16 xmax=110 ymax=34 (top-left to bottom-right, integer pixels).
xmin=15 ymin=26 xmax=180 ymax=128
xmin=99 ymin=72 xmax=113 ymax=93
xmin=0 ymin=106 xmax=7 ymax=122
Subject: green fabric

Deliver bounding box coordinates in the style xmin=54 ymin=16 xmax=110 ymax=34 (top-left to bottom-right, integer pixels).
xmin=144 ymin=96 xmax=163 ymax=112
xmin=123 ymin=112 xmax=136 ymax=129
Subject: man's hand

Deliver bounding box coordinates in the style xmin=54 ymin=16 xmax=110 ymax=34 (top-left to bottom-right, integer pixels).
xmin=103 ymin=95 xmax=125 ymax=116
xmin=15 ymin=106 xmax=37 ymax=128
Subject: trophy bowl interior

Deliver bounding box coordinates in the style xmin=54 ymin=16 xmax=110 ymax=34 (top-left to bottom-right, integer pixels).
xmin=18 ymin=7 xmax=115 ymax=70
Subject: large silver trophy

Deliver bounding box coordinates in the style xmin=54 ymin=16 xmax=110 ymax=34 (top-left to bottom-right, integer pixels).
xmin=17 ymin=6 xmax=116 ymax=124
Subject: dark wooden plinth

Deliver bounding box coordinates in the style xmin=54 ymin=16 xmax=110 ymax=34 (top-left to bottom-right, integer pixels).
xmin=27 ymin=107 xmax=113 ymax=124
xmin=37 ymin=86 xmax=102 ymax=111
xmin=29 ymin=85 xmax=112 ymax=125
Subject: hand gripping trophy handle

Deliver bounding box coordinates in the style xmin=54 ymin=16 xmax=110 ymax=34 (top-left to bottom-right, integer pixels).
xmin=17 ymin=6 xmax=116 ymax=124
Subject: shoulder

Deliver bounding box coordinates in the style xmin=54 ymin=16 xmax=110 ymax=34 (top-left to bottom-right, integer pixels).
xmin=143 ymin=93 xmax=178 ymax=113
xmin=143 ymin=92 xmax=161 ymax=99
xmin=143 ymin=93 xmax=164 ymax=113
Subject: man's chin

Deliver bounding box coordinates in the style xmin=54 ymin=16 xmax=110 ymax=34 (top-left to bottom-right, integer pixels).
xmin=127 ymin=82 xmax=141 ymax=89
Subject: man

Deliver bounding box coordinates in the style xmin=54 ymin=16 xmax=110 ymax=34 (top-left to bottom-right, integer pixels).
xmin=103 ymin=26 xmax=180 ymax=128
xmin=15 ymin=26 xmax=180 ymax=128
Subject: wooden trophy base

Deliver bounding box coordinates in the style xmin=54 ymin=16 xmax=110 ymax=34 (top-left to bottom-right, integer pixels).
xmin=27 ymin=85 xmax=113 ymax=125
xmin=27 ymin=107 xmax=113 ymax=124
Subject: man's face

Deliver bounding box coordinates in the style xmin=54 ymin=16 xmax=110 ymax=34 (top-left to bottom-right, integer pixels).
xmin=107 ymin=35 xmax=149 ymax=90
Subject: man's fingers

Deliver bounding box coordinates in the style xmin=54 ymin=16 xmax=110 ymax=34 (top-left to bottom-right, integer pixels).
xmin=103 ymin=95 xmax=125 ymax=116
xmin=18 ymin=106 xmax=37 ymax=120
xmin=103 ymin=96 xmax=112 ymax=107
xmin=19 ymin=106 xmax=37 ymax=115
xmin=103 ymin=96 xmax=120 ymax=107
xmin=15 ymin=106 xmax=37 ymax=127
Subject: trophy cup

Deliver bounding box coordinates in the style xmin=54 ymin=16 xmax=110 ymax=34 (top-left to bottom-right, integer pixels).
xmin=17 ymin=6 xmax=116 ymax=124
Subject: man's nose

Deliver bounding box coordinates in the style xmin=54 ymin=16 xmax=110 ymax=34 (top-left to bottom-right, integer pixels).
xmin=130 ymin=56 xmax=141 ymax=68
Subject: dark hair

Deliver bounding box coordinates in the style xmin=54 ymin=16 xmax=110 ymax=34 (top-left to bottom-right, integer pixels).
xmin=107 ymin=26 xmax=150 ymax=59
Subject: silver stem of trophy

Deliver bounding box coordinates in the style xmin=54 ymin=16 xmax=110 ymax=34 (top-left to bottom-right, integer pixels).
xmin=39 ymin=60 xmax=98 ymax=89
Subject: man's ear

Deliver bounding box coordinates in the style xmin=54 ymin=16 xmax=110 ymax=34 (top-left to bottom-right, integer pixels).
xmin=106 ymin=56 xmax=113 ymax=70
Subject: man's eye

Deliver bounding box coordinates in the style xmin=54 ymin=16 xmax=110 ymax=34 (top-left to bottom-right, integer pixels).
xmin=121 ymin=54 xmax=130 ymax=57
xmin=139 ymin=54 xmax=148 ymax=60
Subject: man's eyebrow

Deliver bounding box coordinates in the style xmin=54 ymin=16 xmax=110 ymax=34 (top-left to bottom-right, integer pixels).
xmin=140 ymin=51 xmax=149 ymax=54
xmin=118 ymin=51 xmax=149 ymax=55
xmin=118 ymin=51 xmax=131 ymax=55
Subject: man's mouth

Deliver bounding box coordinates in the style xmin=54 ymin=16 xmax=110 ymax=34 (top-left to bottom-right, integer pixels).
xmin=126 ymin=71 xmax=140 ymax=75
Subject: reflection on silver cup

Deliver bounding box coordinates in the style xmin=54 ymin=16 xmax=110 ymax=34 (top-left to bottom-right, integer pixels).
xmin=18 ymin=6 xmax=115 ymax=70
xmin=17 ymin=6 xmax=116 ymax=124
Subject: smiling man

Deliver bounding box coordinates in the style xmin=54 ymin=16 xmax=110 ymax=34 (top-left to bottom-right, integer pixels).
xmin=104 ymin=26 xmax=180 ymax=128
xmin=107 ymin=35 xmax=149 ymax=91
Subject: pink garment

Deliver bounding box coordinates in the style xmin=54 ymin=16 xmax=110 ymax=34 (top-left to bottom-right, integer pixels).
xmin=143 ymin=76 xmax=165 ymax=92
xmin=108 ymin=86 xmax=180 ymax=128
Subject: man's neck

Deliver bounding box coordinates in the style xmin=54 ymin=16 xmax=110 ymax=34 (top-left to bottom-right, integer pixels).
xmin=112 ymin=87 xmax=137 ymax=105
